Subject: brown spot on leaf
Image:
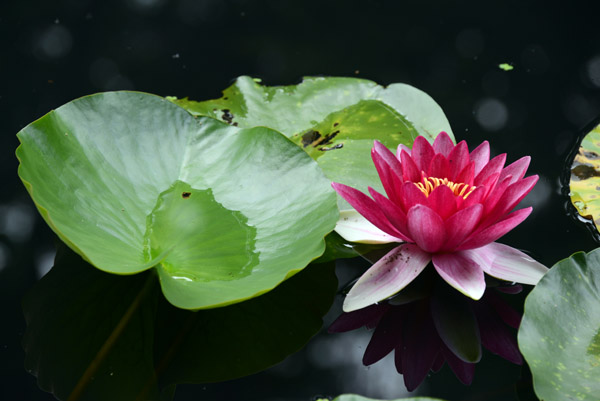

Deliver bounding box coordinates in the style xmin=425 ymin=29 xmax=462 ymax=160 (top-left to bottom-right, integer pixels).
xmin=182 ymin=192 xmax=191 ymax=199
xmin=301 ymin=130 xmax=322 ymax=147
xmin=573 ymin=165 xmax=600 ymax=180
xmin=221 ymin=109 xmax=234 ymax=124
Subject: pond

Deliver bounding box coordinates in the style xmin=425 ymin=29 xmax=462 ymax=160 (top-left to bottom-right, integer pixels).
xmin=2 ymin=1 xmax=600 ymax=401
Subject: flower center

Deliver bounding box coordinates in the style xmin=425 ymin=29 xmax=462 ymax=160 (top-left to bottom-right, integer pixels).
xmin=414 ymin=176 xmax=476 ymax=199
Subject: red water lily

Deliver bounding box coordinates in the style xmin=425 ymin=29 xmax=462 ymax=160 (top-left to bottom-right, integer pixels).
xmin=332 ymin=132 xmax=548 ymax=311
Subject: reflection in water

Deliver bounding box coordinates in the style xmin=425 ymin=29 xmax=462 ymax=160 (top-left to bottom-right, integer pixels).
xmin=328 ymin=270 xmax=523 ymax=392
xmin=22 ymin=245 xmax=336 ymax=401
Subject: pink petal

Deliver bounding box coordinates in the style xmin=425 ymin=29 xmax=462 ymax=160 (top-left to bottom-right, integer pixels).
xmin=334 ymin=210 xmax=404 ymax=244
xmin=332 ymin=182 xmax=407 ymax=239
xmin=397 ymin=143 xmax=411 ymax=157
xmin=432 ymin=253 xmax=486 ymax=300
xmin=433 ymin=131 xmax=455 ymax=157
xmin=500 ymin=156 xmax=531 ymax=185
xmin=461 ymin=186 xmax=486 ymax=209
xmin=457 ymin=207 xmax=532 ymax=250
xmin=442 ymin=204 xmax=483 ymax=251
xmin=369 ymin=188 xmax=412 ymax=240
xmin=428 ymin=153 xmax=451 ymax=178
xmin=343 ymin=244 xmax=431 ymax=312
xmin=474 ymin=153 xmax=507 ymax=186
xmin=372 ymin=146 xmax=402 ymax=203
xmin=407 ymin=204 xmax=447 ymax=253
xmin=373 ymin=141 xmax=403 ymax=179
xmin=484 ymin=175 xmax=538 ymax=224
xmin=469 ymin=141 xmax=490 ymax=176
xmin=482 ymin=175 xmax=513 ymax=216
xmin=410 ymin=136 xmax=435 ymax=172
xmin=427 ymin=185 xmax=457 ymax=220
xmin=400 ymin=149 xmax=422 ymax=182
xmin=447 ymin=140 xmax=469 ymax=181
xmin=399 ymin=181 xmax=428 ymax=210
xmin=456 ymin=161 xmax=475 ymax=187
xmin=461 ymin=242 xmax=548 ymax=285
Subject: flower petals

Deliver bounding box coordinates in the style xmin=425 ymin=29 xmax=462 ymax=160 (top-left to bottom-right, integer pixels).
xmin=332 ymin=182 xmax=407 ymax=240
xmin=432 ymin=253 xmax=486 ymax=300
xmin=334 ymin=210 xmax=404 ymax=244
xmin=407 ymin=204 xmax=446 ymax=253
xmin=500 ymin=156 xmax=531 ymax=184
xmin=427 ymin=185 xmax=457 ymax=220
xmin=400 ymin=149 xmax=421 ymax=182
xmin=469 ymin=140 xmax=490 ymax=176
xmin=410 ymin=136 xmax=435 ymax=171
xmin=448 ymin=140 xmax=469 ymax=181
xmin=343 ymin=244 xmax=431 ymax=312
xmin=474 ymin=153 xmax=507 ymax=186
xmin=443 ymin=204 xmax=483 ymax=251
xmin=461 ymin=242 xmax=548 ymax=285
xmin=457 ymin=207 xmax=532 ymax=250
xmin=433 ymin=131 xmax=454 ymax=157
xmin=428 ymin=153 xmax=451 ymax=178
xmin=369 ymin=188 xmax=411 ymax=239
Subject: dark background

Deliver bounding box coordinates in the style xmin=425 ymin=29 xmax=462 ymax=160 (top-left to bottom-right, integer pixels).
xmin=2 ymin=0 xmax=600 ymax=400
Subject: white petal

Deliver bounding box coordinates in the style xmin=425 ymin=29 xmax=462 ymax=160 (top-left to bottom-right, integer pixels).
xmin=432 ymin=252 xmax=486 ymax=300
xmin=335 ymin=210 xmax=402 ymax=244
xmin=343 ymin=243 xmax=431 ymax=312
xmin=462 ymin=242 xmax=548 ymax=285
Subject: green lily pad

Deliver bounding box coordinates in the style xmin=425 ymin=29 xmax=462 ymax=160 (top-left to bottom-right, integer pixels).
xmin=329 ymin=395 xmax=447 ymax=401
xmin=23 ymin=245 xmax=337 ymax=401
xmin=569 ymin=123 xmax=600 ymax=234
xmin=16 ymin=91 xmax=338 ymax=309
xmin=518 ymin=247 xmax=600 ymax=401
xmin=170 ymin=76 xmax=453 ymax=210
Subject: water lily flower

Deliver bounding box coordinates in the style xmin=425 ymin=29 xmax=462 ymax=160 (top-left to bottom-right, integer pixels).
xmin=332 ymin=132 xmax=548 ymax=311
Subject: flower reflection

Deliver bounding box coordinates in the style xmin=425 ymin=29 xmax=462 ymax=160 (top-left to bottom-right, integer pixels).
xmin=332 ymin=132 xmax=548 ymax=311
xmin=329 ymin=272 xmax=523 ymax=391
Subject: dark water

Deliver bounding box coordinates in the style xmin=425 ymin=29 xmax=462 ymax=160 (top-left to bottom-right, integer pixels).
xmin=2 ymin=1 xmax=600 ymax=400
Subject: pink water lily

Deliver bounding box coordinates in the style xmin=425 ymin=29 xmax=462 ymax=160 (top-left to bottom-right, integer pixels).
xmin=332 ymin=132 xmax=548 ymax=311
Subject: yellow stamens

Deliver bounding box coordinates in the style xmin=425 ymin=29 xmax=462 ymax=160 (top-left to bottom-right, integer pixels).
xmin=414 ymin=176 xmax=476 ymax=199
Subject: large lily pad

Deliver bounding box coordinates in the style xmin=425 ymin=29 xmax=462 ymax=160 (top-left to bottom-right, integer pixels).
xmin=518 ymin=247 xmax=600 ymax=401
xmin=170 ymin=76 xmax=453 ymax=210
xmin=569 ymin=123 xmax=600 ymax=234
xmin=16 ymin=91 xmax=338 ymax=309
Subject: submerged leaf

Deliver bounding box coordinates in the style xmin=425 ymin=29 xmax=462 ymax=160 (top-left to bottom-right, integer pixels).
xmin=16 ymin=91 xmax=338 ymax=309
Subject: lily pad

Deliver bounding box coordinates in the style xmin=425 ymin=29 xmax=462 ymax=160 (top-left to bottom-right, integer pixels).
xmin=569 ymin=123 xmax=600 ymax=234
xmin=518 ymin=247 xmax=600 ymax=401
xmin=170 ymin=76 xmax=453 ymax=210
xmin=16 ymin=91 xmax=338 ymax=309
